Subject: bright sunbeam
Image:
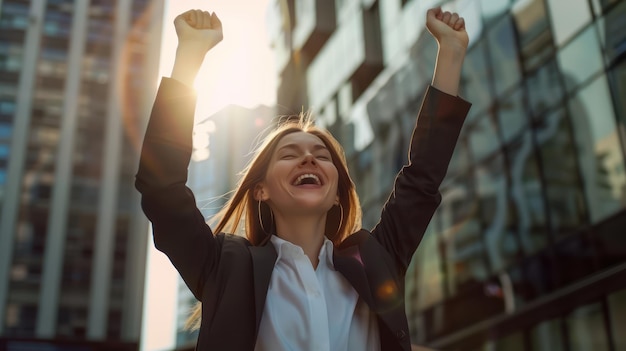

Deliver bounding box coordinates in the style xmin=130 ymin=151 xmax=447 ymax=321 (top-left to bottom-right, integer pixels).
xmin=161 ymin=0 xmax=276 ymax=120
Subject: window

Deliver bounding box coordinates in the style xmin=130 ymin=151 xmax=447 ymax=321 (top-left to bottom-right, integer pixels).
xmin=608 ymin=289 xmax=626 ymax=350
xmin=487 ymin=15 xmax=522 ymax=96
xmin=411 ymin=224 xmax=444 ymax=310
xmin=546 ymin=0 xmax=592 ymax=46
xmin=494 ymin=331 xmax=525 ymax=351
xmin=568 ymin=75 xmax=626 ymax=223
xmin=557 ymin=25 xmax=604 ymax=94
xmin=469 ymin=114 xmax=500 ymax=163
xmin=512 ymin=0 xmax=553 ymax=71
xmin=439 ymin=174 xmax=489 ymax=295
xmin=480 ymin=0 xmax=511 ymax=23
xmin=535 ymin=109 xmax=587 ymax=237
xmin=462 ymin=40 xmax=493 ymax=122
xmin=526 ymin=59 xmax=564 ymax=116
xmin=531 ymin=318 xmax=565 ymax=351
xmin=567 ymin=302 xmax=610 ymax=351
xmin=608 ymin=58 xmax=626 ymax=154
xmin=497 ymin=87 xmax=527 ymax=142
xmin=506 ymin=131 xmax=550 ymax=255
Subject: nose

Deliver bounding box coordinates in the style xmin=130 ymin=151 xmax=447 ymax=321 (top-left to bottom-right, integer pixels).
xmin=300 ymin=153 xmax=316 ymax=165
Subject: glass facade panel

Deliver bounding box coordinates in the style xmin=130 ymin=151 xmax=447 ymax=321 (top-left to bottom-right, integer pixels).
xmin=608 ymin=289 xmax=626 ymax=350
xmin=567 ymin=302 xmax=610 ymax=351
xmin=469 ymin=114 xmax=500 ymax=163
xmin=4 ymin=303 xmax=37 ymax=336
xmin=609 ymin=60 xmax=626 ymax=154
xmin=477 ymin=154 xmax=522 ymax=271
xmin=440 ymin=175 xmax=489 ymax=295
xmin=546 ymin=0 xmax=592 ymax=46
xmin=486 ymin=15 xmax=522 ymax=96
xmin=506 ymin=131 xmax=549 ymax=255
xmin=497 ymin=87 xmax=527 ymax=142
xmin=480 ymin=0 xmax=511 ymax=22
xmin=461 ymin=39 xmax=493 ymax=121
xmin=411 ymin=224 xmax=444 ymax=310
xmin=568 ymin=75 xmax=626 ymax=223
xmin=494 ymin=331 xmax=524 ymax=351
xmin=595 ymin=1 xmax=626 ymax=66
xmin=591 ymin=0 xmax=624 ymax=15
xmin=531 ymin=318 xmax=565 ymax=351
xmin=535 ymin=109 xmax=587 ymax=237
xmin=0 ymin=2 xmax=30 ymax=30
xmin=56 ymin=306 xmax=87 ymax=337
xmin=512 ymin=0 xmax=553 ymax=71
xmin=526 ymin=58 xmax=564 ymax=116
xmin=447 ymin=138 xmax=471 ymax=178
xmin=558 ymin=25 xmax=604 ymax=94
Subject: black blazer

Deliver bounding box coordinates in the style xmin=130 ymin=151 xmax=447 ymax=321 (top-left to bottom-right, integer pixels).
xmin=136 ymin=78 xmax=470 ymax=351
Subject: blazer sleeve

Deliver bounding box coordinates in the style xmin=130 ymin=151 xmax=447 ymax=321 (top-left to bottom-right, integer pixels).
xmin=135 ymin=77 xmax=219 ymax=299
xmin=370 ymin=85 xmax=471 ymax=275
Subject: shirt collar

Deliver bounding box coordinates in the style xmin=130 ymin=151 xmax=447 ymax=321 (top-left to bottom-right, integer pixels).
xmin=269 ymin=235 xmax=335 ymax=269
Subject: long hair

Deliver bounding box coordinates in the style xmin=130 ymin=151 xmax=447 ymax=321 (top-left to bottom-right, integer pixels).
xmin=185 ymin=114 xmax=362 ymax=330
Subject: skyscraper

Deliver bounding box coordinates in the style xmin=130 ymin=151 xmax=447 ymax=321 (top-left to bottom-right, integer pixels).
xmin=0 ymin=1 xmax=164 ymax=349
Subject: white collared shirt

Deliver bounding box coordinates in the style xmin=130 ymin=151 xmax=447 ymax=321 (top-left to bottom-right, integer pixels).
xmin=255 ymin=235 xmax=380 ymax=351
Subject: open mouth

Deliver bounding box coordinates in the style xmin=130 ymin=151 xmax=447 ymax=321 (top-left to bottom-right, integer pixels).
xmin=292 ymin=173 xmax=322 ymax=186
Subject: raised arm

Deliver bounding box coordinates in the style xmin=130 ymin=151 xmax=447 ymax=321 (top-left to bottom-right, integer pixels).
xmin=427 ymin=6 xmax=469 ymax=96
xmin=371 ymin=7 xmax=471 ymax=273
xmin=171 ymin=10 xmax=223 ymax=86
xmin=135 ymin=10 xmax=223 ymax=299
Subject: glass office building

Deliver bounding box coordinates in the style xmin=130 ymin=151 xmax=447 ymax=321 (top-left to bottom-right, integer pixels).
xmin=269 ymin=0 xmax=626 ymax=349
xmin=0 ymin=1 xmax=164 ymax=349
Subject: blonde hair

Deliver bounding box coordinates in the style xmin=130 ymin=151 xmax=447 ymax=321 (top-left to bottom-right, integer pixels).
xmin=185 ymin=115 xmax=362 ymax=330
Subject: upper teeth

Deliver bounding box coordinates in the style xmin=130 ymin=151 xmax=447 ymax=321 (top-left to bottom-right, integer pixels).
xmin=294 ymin=173 xmax=320 ymax=185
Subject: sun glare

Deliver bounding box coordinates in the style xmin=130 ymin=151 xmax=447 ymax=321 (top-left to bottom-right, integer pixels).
xmin=160 ymin=1 xmax=276 ymax=120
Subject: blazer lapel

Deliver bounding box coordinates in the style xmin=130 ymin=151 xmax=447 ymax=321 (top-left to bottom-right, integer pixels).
xmin=333 ymin=242 xmax=376 ymax=307
xmin=248 ymin=243 xmax=277 ymax=333
xmin=334 ymin=230 xmax=409 ymax=349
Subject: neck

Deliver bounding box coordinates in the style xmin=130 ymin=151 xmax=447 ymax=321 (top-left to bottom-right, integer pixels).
xmin=272 ymin=212 xmax=327 ymax=268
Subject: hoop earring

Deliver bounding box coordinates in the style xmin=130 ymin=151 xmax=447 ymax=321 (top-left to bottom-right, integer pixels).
xmin=258 ymin=200 xmax=274 ymax=235
xmin=335 ymin=203 xmax=344 ymax=238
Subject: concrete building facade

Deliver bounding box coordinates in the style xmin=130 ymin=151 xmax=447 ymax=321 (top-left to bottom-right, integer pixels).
xmin=0 ymin=1 xmax=164 ymax=349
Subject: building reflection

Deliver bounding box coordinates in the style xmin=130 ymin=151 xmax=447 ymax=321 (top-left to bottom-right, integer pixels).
xmin=269 ymin=0 xmax=626 ymax=349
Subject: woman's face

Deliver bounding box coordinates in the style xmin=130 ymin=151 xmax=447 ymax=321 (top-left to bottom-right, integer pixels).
xmin=259 ymin=131 xmax=339 ymax=215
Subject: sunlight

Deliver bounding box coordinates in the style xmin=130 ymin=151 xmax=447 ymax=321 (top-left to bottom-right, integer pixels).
xmin=161 ymin=1 xmax=276 ymax=120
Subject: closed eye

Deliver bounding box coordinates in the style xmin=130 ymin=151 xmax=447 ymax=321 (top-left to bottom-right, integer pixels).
xmin=316 ymin=154 xmax=331 ymax=160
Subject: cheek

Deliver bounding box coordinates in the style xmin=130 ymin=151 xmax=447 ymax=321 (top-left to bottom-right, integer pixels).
xmin=264 ymin=163 xmax=290 ymax=189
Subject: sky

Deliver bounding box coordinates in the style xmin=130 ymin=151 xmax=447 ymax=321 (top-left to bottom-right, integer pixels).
xmin=141 ymin=1 xmax=276 ymax=350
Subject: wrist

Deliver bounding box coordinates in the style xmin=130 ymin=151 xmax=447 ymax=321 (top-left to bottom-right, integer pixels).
xmin=170 ymin=44 xmax=207 ymax=87
xmin=176 ymin=42 xmax=209 ymax=60
xmin=437 ymin=41 xmax=467 ymax=57
xmin=437 ymin=43 xmax=466 ymax=66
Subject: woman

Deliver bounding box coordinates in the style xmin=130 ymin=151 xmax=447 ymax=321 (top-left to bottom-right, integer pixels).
xmin=136 ymin=7 xmax=471 ymax=351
